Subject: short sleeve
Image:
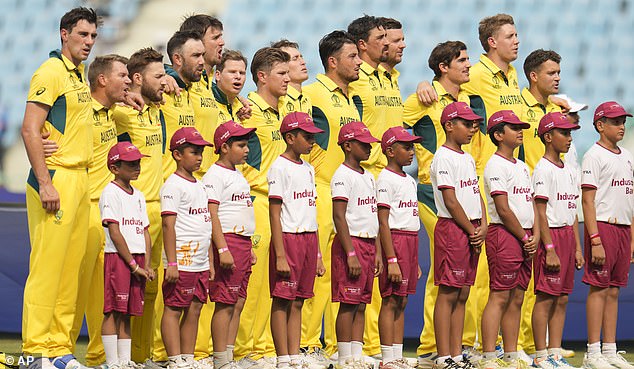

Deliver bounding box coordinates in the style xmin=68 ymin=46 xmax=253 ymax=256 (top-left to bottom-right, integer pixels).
xmin=267 ymin=164 xmax=285 ymax=200
xmin=160 ymin=181 xmax=180 ymax=216
xmin=532 ymin=166 xmax=550 ymax=201
xmin=434 ymin=154 xmax=457 ymax=190
xmin=100 ymin=189 xmax=121 ymax=226
xmin=139 ymin=193 xmax=150 ymax=229
xmin=376 ymin=175 xmax=393 ymax=208
xmin=485 ymin=161 xmax=508 ymax=196
xmin=581 ymin=152 xmax=600 ymax=189
xmin=27 ymin=62 xmax=63 ymax=107
xmin=331 ymin=170 xmax=351 ymax=201
xmin=202 ymin=171 xmax=222 ymax=204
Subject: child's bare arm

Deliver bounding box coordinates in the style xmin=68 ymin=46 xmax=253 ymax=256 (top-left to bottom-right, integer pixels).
xmin=162 ymin=214 xmax=179 ymax=282
xmin=333 ymin=199 xmax=361 ymax=278
xmin=269 ymin=198 xmax=289 ymax=277
xmin=208 ymin=202 xmax=233 ymax=270
xmin=108 ymin=222 xmax=149 ymax=279
xmin=582 ymin=187 xmax=605 ymax=265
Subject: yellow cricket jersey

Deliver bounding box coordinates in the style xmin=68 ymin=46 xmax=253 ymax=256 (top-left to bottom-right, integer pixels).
xmin=212 ymin=82 xmax=244 ymax=124
xmin=303 ymin=74 xmax=360 ymax=186
xmin=190 ymin=71 xmax=220 ymax=177
xmin=349 ymin=61 xmax=391 ymax=172
xmin=519 ymin=88 xmax=561 ymax=171
xmin=378 ymin=65 xmax=404 ymax=127
xmin=88 ymin=99 xmax=116 ymax=201
xmin=113 ymin=103 xmax=165 ymax=202
xmin=27 ymin=50 xmax=93 ymax=169
xmin=462 ymin=54 xmax=523 ymax=176
xmin=279 ymin=85 xmax=312 ymax=117
xmin=238 ymin=92 xmax=285 ymax=197
xmin=403 ymin=81 xmax=475 ymax=186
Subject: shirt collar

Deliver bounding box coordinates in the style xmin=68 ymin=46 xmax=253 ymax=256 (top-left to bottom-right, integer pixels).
xmin=316 ymin=74 xmax=341 ymax=93
xmin=359 ymin=60 xmax=377 ymax=76
xmin=248 ymin=91 xmax=278 ymax=113
xmin=212 ymin=82 xmax=229 ymax=105
xmin=50 ymin=49 xmax=85 ymax=76
xmin=286 ymin=85 xmax=301 ymax=100
xmin=521 ymin=87 xmax=554 ymax=109
xmin=165 ymin=64 xmax=188 ymax=89
xmin=479 ymin=54 xmax=516 ymax=76
xmin=91 ymin=98 xmax=108 ymax=113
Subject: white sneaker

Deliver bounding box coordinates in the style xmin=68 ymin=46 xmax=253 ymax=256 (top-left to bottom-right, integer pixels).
xmin=560 ymin=349 xmax=575 ymax=359
xmin=145 ymin=360 xmax=168 ymax=369
xmin=52 ymin=356 xmax=90 ymax=369
xmin=533 ymin=356 xmax=559 ymax=369
xmin=195 ymin=357 xmax=215 ymax=369
xmin=477 ymin=358 xmax=509 ymax=369
xmin=28 ymin=357 xmax=57 ymax=369
xmin=236 ymin=356 xmax=259 ymax=369
xmin=432 ymin=358 xmax=463 ymax=369
xmin=301 ymin=348 xmax=332 ymax=369
xmin=517 ymin=352 xmax=532 ymax=366
xmin=462 ymin=348 xmax=483 ymax=364
xmin=417 ymin=354 xmax=438 ymax=369
xmin=167 ymin=359 xmax=190 ymax=369
xmin=380 ymin=361 xmax=404 ymax=369
xmin=604 ymin=353 xmax=634 ymax=369
xmin=554 ymin=357 xmax=579 ymax=369
xmin=256 ymin=357 xmax=277 ymax=369
xmin=582 ymin=353 xmax=614 ymax=369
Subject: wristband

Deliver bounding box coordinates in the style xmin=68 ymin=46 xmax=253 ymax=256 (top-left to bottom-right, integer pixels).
xmin=167 ymin=262 xmax=178 ymax=267
xmin=589 ymin=233 xmax=600 ymax=240
xmin=317 ymin=251 xmax=322 ymax=258
xmin=131 ymin=264 xmax=140 ymax=273
xmin=521 ymin=233 xmax=530 ymax=242
xmin=128 ymin=259 xmax=137 ymax=267
xmin=387 ymin=257 xmax=398 ymax=264
xmin=347 ymin=250 xmax=357 ymax=257
xmin=218 ymin=247 xmax=229 ymax=254
xmin=544 ymin=243 xmax=555 ymax=250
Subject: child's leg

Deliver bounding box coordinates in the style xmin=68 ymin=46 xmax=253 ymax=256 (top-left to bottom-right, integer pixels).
xmin=117 ymin=314 xmax=132 ymax=363
xmin=351 ymin=303 xmax=366 ymax=360
xmin=288 ymin=299 xmax=304 ymax=356
xmin=227 ymin=297 xmax=246 ymax=356
xmin=434 ymin=286 xmax=460 ymax=359
xmin=379 ymin=295 xmax=398 ymax=362
xmin=102 ymin=312 xmax=118 ymax=365
xmin=161 ymin=306 xmax=183 ymax=358
xmin=212 ymin=302 xmax=235 ymax=368
xmin=271 ymin=297 xmax=292 ymax=357
xmin=500 ymin=287 xmax=525 ymax=355
xmin=336 ymin=303 xmax=358 ymax=364
xmin=586 ymin=286 xmax=607 ymax=346
xmin=180 ymin=300 xmax=204 ymax=356
xmin=481 ymin=289 xmax=511 ymax=354
xmin=602 ymin=287 xmax=620 ymax=349
xmin=393 ymin=296 xmax=407 ymax=359
xmin=532 ymin=293 xmax=555 ymax=353
xmin=449 ymin=287 xmax=470 ymax=358
xmin=547 ymin=295 xmax=568 ymax=351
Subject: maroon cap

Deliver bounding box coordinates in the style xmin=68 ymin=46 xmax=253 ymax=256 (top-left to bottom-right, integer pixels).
xmin=214 ymin=120 xmax=256 ymax=154
xmin=487 ymin=110 xmax=530 ymax=132
xmin=337 ymin=121 xmax=379 ymax=145
xmin=169 ymin=126 xmax=213 ymax=151
xmin=280 ymin=112 xmax=324 ymax=134
xmin=538 ymin=112 xmax=581 ymax=136
xmin=381 ymin=126 xmax=423 ymax=153
xmin=440 ymin=102 xmax=483 ymax=125
xmin=593 ymin=101 xmax=632 ymax=123
xmin=107 ymin=142 xmax=148 ymax=167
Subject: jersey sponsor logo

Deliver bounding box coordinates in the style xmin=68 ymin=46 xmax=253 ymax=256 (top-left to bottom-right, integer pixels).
xmin=499 ymin=95 xmax=522 ymax=105
xmin=293 ymin=189 xmax=314 ymax=199
xmin=340 ymin=117 xmax=356 ymax=126
xmin=374 ymin=96 xmax=402 ymax=107
xmin=178 ymin=114 xmax=195 ymax=126
xmin=556 ymin=193 xmax=578 ymax=201
xmin=77 ymin=91 xmax=91 ymax=103
xmin=200 ymin=97 xmax=216 ymax=108
xmin=146 ymin=133 xmax=162 ymax=146
xmin=122 ymin=217 xmax=143 ymax=226
xmin=512 ymin=186 xmax=531 ymax=195
xmin=101 ymin=128 xmax=117 ymax=143
xmin=271 ymin=129 xmax=282 ymax=141
xmin=231 ymin=191 xmax=251 ymax=202
xmin=334 ymin=181 xmax=344 ymax=186
xmin=397 ymin=199 xmax=417 ymax=208
xmin=357 ymin=196 xmax=377 ymax=206
xmin=36 ymin=87 xmax=46 ymax=95
xmin=188 ymin=206 xmax=209 ymax=215
xmin=460 ymin=178 xmax=479 ymax=188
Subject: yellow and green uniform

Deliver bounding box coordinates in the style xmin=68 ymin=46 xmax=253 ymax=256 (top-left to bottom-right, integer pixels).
xmin=349 ymin=61 xmax=391 ymax=176
xmin=23 ymin=49 xmax=92 ymax=357
xmin=235 ymin=92 xmax=286 ymax=359
xmin=279 ymin=85 xmax=312 ymax=117
xmin=462 ymin=54 xmax=523 ymax=176
xmin=69 ymin=99 xmax=116 ymax=364
xmin=213 ymin=82 xmax=244 ymax=124
xmin=301 ymin=74 xmax=360 ymax=354
xmin=403 ymin=81 xmax=484 ymax=354
xmin=113 ymin=103 xmax=168 ymax=362
xmin=378 ymin=65 xmax=404 ymax=128
xmin=191 ymin=70 xmax=220 ymax=178
xmin=519 ymin=88 xmax=561 ymax=172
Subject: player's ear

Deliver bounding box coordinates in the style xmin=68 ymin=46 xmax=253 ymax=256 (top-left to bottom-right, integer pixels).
xmin=438 ymin=62 xmax=449 ymax=74
xmin=487 ymin=36 xmax=496 ymax=50
xmin=529 ymin=70 xmax=538 ymax=84
xmin=256 ymin=70 xmax=267 ymax=85
xmin=132 ymin=72 xmax=142 ymax=86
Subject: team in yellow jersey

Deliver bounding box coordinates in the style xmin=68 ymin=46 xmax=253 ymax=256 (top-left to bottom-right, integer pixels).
xmin=15 ymin=7 xmax=612 ymax=369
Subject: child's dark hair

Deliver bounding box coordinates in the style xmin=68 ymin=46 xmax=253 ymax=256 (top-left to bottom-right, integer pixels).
xmin=488 ymin=123 xmax=507 ymax=146
xmin=226 ymin=134 xmax=252 ymax=147
xmin=171 ymin=142 xmax=200 ymax=158
xmin=283 ymin=129 xmax=302 ymax=144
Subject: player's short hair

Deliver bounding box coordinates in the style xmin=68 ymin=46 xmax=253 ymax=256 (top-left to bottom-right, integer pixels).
xmin=488 ymin=122 xmax=507 ymax=146
xmin=217 ymin=49 xmax=247 ymax=72
xmin=348 ymin=15 xmax=382 ymax=44
xmin=60 ymin=7 xmax=100 ymax=32
xmin=250 ymin=47 xmax=290 ymax=85
xmin=478 ymin=13 xmax=515 ymax=52
xmin=428 ymin=40 xmax=467 ymax=79
xmin=523 ymin=49 xmax=561 ymax=81
xmin=87 ymin=54 xmax=129 ymax=88
xmin=179 ymin=14 xmax=223 ymax=37
xmin=270 ymin=39 xmax=299 ymax=50
xmin=166 ymin=30 xmax=202 ymax=64
xmin=127 ymin=47 xmax=163 ymax=77
xmin=378 ymin=17 xmax=402 ymax=30
xmin=318 ymin=30 xmax=356 ymax=71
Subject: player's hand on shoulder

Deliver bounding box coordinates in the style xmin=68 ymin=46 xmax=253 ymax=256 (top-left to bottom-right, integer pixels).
xmin=550 ymin=95 xmax=570 ymax=114
xmin=416 ymin=80 xmax=438 ymax=106
xmin=124 ymin=91 xmax=145 ymax=112
xmin=237 ymin=95 xmax=253 ymax=120
xmin=164 ymin=75 xmax=181 ymax=96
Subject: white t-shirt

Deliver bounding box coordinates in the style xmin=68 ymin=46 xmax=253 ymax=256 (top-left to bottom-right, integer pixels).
xmin=376 ymin=168 xmax=420 ymax=231
xmin=581 ymin=143 xmax=634 ymax=225
xmin=533 ymin=157 xmax=579 ymax=227
xmin=430 ymin=145 xmax=482 ymax=220
xmin=331 ymin=164 xmax=379 ymax=238
xmin=484 ymin=153 xmax=535 ymax=228
xmin=100 ymin=182 xmax=150 ymax=254
xmin=203 ymin=163 xmax=255 ymax=236
xmin=161 ymin=173 xmax=212 ymax=272
xmin=267 ymin=156 xmax=318 ymax=233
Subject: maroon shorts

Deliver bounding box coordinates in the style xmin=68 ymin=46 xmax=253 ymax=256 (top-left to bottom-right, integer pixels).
xmin=332 ymin=235 xmax=376 ymax=304
xmin=103 ymin=253 xmax=146 ymax=316
xmin=485 ymin=224 xmax=532 ymax=291
xmin=269 ymin=232 xmax=318 ymax=300
xmin=379 ymin=230 xmax=419 ymax=297
xmin=583 ymin=222 xmax=631 ymax=288
xmin=534 ymin=226 xmax=577 ymax=296
xmin=434 ymin=218 xmax=481 ymax=288
xmin=210 ymin=233 xmax=253 ymax=304
xmin=162 ymin=270 xmax=209 ymax=308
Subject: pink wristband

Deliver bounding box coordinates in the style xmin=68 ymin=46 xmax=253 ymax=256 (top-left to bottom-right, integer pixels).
xmin=167 ymin=262 xmax=178 ymax=267
xmin=387 ymin=257 xmax=398 ymax=264
xmin=317 ymin=251 xmax=322 ymax=258
xmin=521 ymin=233 xmax=530 ymax=242
xmin=218 ymin=247 xmax=229 ymax=254
xmin=128 ymin=259 xmax=137 ymax=267
xmin=589 ymin=233 xmax=600 ymax=240
xmin=544 ymin=243 xmax=555 ymax=250
xmin=347 ymin=250 xmax=357 ymax=257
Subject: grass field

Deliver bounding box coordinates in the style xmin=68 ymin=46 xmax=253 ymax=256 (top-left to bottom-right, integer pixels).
xmin=1 ymin=335 xmax=633 ymax=368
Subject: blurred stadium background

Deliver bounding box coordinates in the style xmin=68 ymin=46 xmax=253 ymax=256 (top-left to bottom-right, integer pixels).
xmin=0 ymin=0 xmax=633 ymax=340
